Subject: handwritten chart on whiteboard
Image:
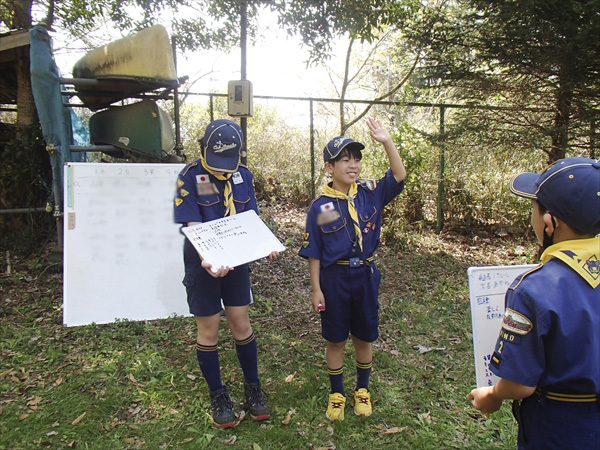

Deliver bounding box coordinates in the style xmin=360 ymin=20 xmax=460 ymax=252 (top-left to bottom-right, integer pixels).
xmin=63 ymin=162 xmax=187 ymax=326
xmin=182 ymin=210 xmax=285 ymax=272
xmin=467 ymin=264 xmax=537 ymax=387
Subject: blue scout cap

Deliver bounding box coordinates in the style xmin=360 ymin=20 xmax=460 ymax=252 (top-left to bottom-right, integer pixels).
xmin=509 ymin=157 xmax=600 ymax=234
xmin=201 ymin=119 xmax=243 ymax=172
xmin=323 ymin=136 xmax=365 ymax=163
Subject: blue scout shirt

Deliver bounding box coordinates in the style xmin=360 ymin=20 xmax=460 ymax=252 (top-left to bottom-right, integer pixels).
xmin=299 ymin=170 xmax=404 ymax=267
xmin=174 ymin=160 xmax=258 ymax=224
xmin=490 ymin=237 xmax=600 ymax=395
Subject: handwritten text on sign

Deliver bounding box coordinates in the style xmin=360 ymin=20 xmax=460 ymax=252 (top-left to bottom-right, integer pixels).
xmin=467 ymin=265 xmax=536 ymax=387
xmin=182 ymin=210 xmax=285 ymax=272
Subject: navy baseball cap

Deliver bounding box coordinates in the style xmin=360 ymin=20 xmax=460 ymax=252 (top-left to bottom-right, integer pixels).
xmin=509 ymin=157 xmax=600 ymax=234
xmin=323 ymin=136 xmax=365 ymax=163
xmin=201 ymin=119 xmax=243 ymax=172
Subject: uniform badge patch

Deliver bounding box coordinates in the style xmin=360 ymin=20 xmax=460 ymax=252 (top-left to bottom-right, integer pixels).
xmin=583 ymin=255 xmax=599 ymax=279
xmin=317 ymin=210 xmax=341 ymax=225
xmin=196 ymin=174 xmax=210 ymax=183
xmin=231 ymin=172 xmax=243 ymax=184
xmin=501 ymin=308 xmax=533 ymax=335
xmin=177 ymin=179 xmax=185 ymax=188
xmin=196 ymin=183 xmax=219 ymax=196
xmin=180 ymin=189 xmax=189 ymax=197
xmin=490 ymin=351 xmax=502 ymax=368
xmin=363 ymin=179 xmax=377 ymax=191
xmin=175 ymin=198 xmax=183 ymax=207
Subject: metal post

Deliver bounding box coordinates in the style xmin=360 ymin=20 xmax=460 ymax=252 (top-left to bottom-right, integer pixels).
xmin=436 ymin=105 xmax=446 ymax=235
xmin=310 ymin=99 xmax=315 ymax=199
xmin=240 ymin=0 xmax=248 ymax=166
xmin=591 ymin=119 xmax=596 ymax=160
xmin=171 ymin=36 xmax=182 ymax=157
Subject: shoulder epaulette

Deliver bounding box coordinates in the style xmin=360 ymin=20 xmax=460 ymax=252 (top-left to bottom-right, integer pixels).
xmin=307 ymin=195 xmax=325 ymax=210
xmin=359 ymin=179 xmax=378 ymax=191
xmin=181 ymin=161 xmax=199 ymax=176
xmin=511 ymin=264 xmax=543 ymax=290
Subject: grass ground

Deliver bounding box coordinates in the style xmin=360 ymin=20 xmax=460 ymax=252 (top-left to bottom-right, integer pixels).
xmin=0 ymin=205 xmax=537 ymax=449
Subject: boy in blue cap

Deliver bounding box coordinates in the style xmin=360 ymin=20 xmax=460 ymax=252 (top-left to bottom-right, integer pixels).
xmin=468 ymin=158 xmax=600 ymax=449
xmin=299 ymin=118 xmax=406 ymax=421
xmin=174 ymin=119 xmax=278 ymax=428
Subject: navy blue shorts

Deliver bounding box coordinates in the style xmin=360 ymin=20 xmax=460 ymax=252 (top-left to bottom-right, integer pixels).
xmin=319 ymin=263 xmax=380 ymax=343
xmin=182 ymin=239 xmax=253 ymax=317
xmin=517 ymin=394 xmax=600 ymax=449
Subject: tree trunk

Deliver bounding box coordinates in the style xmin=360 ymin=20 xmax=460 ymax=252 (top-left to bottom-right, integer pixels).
xmin=9 ymin=0 xmax=36 ymax=127
xmin=16 ymin=46 xmax=36 ymax=127
xmin=550 ymin=86 xmax=571 ymax=163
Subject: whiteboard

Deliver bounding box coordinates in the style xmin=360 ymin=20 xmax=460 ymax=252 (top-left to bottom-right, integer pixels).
xmin=63 ymin=162 xmax=188 ymax=326
xmin=182 ymin=210 xmax=285 ymax=272
xmin=467 ymin=264 xmax=537 ymax=387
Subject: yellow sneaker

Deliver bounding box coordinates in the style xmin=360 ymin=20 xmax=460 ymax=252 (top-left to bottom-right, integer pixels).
xmin=326 ymin=393 xmax=346 ymax=421
xmin=353 ymin=388 xmax=372 ymax=417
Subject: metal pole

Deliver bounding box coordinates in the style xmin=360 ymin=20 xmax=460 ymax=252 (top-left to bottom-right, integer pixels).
xmin=436 ymin=105 xmax=446 ymax=235
xmin=171 ymin=36 xmax=182 ymax=157
xmin=240 ymin=0 xmax=248 ymax=166
xmin=310 ymin=99 xmax=315 ymax=199
xmin=591 ymin=119 xmax=596 ymax=160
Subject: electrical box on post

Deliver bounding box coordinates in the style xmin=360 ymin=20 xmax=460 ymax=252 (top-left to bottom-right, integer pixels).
xmin=227 ymin=80 xmax=253 ymax=117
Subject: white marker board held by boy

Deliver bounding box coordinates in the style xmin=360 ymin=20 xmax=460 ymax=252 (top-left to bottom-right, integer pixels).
xmin=181 ymin=210 xmax=285 ymax=272
xmin=467 ymin=264 xmax=537 ymax=387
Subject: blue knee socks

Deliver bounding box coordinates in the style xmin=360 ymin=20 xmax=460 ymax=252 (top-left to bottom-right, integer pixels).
xmin=195 ymin=342 xmax=224 ymax=392
xmin=235 ymin=332 xmax=259 ymax=384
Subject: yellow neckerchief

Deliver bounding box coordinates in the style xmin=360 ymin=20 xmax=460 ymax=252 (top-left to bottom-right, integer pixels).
xmin=322 ymin=182 xmax=362 ymax=251
xmin=540 ymin=237 xmax=600 ymax=288
xmin=200 ymin=158 xmax=236 ymax=216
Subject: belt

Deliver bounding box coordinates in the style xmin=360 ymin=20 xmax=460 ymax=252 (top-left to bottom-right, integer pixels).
xmin=535 ymin=388 xmax=598 ymax=403
xmin=336 ymin=256 xmax=374 ymax=267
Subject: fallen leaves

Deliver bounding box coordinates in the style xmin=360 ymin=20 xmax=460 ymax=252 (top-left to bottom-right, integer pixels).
xmin=281 ymin=408 xmax=296 ymax=425
xmin=285 ymin=371 xmax=297 ymax=383
xmin=413 ymin=345 xmax=446 ymax=354
xmin=372 ymin=423 xmax=408 ymax=435
xmin=71 ymin=412 xmax=87 ymax=425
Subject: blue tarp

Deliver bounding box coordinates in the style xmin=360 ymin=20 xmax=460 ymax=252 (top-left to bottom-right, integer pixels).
xmin=29 ymin=26 xmax=85 ymax=207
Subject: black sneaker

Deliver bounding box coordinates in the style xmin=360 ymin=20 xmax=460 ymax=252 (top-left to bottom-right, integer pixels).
xmin=209 ymin=387 xmax=236 ymax=428
xmin=244 ymin=382 xmax=270 ymax=421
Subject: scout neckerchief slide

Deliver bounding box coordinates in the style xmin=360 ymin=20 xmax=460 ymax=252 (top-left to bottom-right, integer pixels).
xmin=201 ymin=158 xmax=236 ymax=216
xmin=322 ymin=182 xmax=362 ymax=251
xmin=540 ymin=237 xmax=600 ymax=288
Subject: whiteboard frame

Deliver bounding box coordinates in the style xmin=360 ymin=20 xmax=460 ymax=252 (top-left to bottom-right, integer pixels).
xmin=63 ymin=162 xmax=189 ymax=326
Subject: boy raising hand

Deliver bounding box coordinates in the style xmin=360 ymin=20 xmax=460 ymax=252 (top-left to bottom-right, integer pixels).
xmin=299 ymin=118 xmax=406 ymax=421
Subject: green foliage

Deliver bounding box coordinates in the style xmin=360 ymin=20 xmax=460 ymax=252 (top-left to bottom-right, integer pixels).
xmin=406 ymin=0 xmax=600 ymax=161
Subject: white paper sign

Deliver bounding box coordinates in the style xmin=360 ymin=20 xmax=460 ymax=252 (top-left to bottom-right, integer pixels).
xmin=182 ymin=210 xmax=285 ymax=271
xmin=467 ymin=264 xmax=537 ymax=387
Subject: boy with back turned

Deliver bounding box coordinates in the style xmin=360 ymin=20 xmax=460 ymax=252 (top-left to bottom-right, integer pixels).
xmin=468 ymin=158 xmax=600 ymax=449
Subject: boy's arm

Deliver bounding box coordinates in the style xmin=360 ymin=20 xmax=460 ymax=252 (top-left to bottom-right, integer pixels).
xmin=308 ymin=257 xmax=325 ymax=313
xmin=467 ymin=378 xmax=536 ymax=414
xmin=367 ymin=118 xmax=406 ymax=183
